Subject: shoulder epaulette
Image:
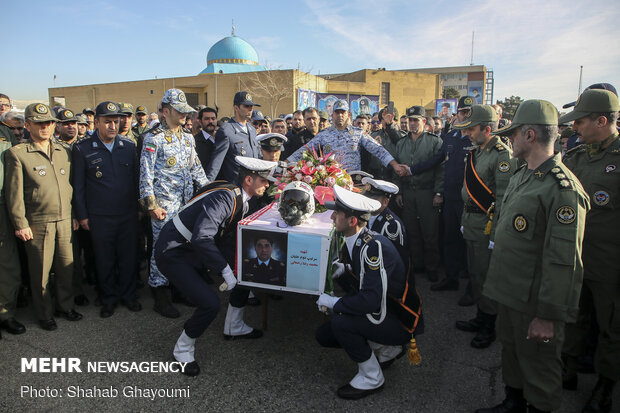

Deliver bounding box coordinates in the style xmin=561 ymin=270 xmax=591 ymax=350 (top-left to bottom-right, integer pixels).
xmin=494 ymin=143 xmax=506 ymax=152
xmin=565 ymin=144 xmax=585 ymax=155
xmin=384 ymin=213 xmax=394 ymax=221
xmin=549 ymin=166 xmax=574 ymax=190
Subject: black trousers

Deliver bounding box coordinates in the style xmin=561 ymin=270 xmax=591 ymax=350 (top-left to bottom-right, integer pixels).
xmin=443 ymin=199 xmax=467 ymax=280
xmin=316 ymin=312 xmax=410 ymax=363
xmin=89 ymin=213 xmax=137 ymax=306
xmin=155 ymin=243 xmax=220 ymax=339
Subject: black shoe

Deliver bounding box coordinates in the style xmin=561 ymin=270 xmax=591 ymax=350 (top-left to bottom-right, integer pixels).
xmin=179 ymin=360 xmax=200 ymax=377
xmin=456 ymin=311 xmax=484 ymax=332
xmin=123 ymin=300 xmax=142 ymax=312
xmin=39 ymin=319 xmax=58 ymax=331
xmin=475 ymin=386 xmax=527 ymax=413
xmin=379 ymin=346 xmax=407 ymax=370
xmin=247 ymin=296 xmax=261 ymax=306
xmin=152 ymin=287 xmax=181 ymax=318
xmin=426 ymin=271 xmax=438 ymax=282
xmin=471 ymin=329 xmax=496 ymax=349
xmin=74 ymin=294 xmax=90 ymax=306
xmin=0 ymin=318 xmax=26 ymax=335
xmin=100 ymin=305 xmax=115 ymax=318
xmin=223 ymin=329 xmax=263 ymax=340
xmin=583 ymin=375 xmax=616 ymax=413
xmin=431 ymin=278 xmax=459 ymax=291
xmin=458 ymin=293 xmax=475 ymax=307
xmin=54 ymin=310 xmax=83 ymax=321
xmin=337 ymin=383 xmax=384 ymax=399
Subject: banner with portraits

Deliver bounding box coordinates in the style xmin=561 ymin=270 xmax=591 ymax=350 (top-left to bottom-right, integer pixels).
xmin=237 ymin=203 xmax=333 ymax=295
xmin=315 ymin=93 xmax=380 ymax=120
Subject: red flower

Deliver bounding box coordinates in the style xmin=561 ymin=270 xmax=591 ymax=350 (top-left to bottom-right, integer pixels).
xmin=314 ymin=186 xmax=334 ymax=205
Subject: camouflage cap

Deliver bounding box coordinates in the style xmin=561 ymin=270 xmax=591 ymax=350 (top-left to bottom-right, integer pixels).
xmin=406 ymin=106 xmax=426 ymax=119
xmin=161 ymin=89 xmax=194 ymax=113
xmin=24 ymin=103 xmax=57 ymax=123
xmin=453 ymin=105 xmax=498 ymax=129
xmin=494 ymin=100 xmax=558 ymax=136
xmin=318 ymin=110 xmax=329 ymax=120
xmin=333 ymin=100 xmax=349 ymax=112
xmin=457 ymin=96 xmax=475 ymax=110
xmin=95 ymin=101 xmax=122 ymax=117
xmin=82 ymin=107 xmax=95 ymax=115
xmin=76 ymin=113 xmax=89 ymax=125
xmin=135 ymin=105 xmax=148 ymax=115
xmin=558 ymin=89 xmax=620 ymax=124
xmin=57 ymin=108 xmax=78 ymax=123
xmin=118 ymin=102 xmax=134 ymax=116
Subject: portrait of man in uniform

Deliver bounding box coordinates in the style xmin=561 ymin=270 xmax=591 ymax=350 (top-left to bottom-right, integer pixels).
xmin=242 ymin=231 xmax=287 ymax=287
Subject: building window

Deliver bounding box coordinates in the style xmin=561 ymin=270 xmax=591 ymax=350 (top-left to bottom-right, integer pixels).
xmin=186 ymin=93 xmax=198 ymax=108
xmin=381 ymin=82 xmax=390 ymax=105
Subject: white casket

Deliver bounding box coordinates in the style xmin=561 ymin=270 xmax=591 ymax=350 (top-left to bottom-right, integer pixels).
xmin=236 ymin=203 xmax=334 ymax=295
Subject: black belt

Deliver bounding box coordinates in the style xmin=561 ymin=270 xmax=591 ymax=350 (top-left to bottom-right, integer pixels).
xmin=464 ymin=204 xmax=485 ymax=214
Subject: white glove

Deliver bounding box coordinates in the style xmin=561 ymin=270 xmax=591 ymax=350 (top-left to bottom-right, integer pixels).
xmin=316 ymin=293 xmax=340 ymax=311
xmin=220 ymin=265 xmax=237 ymax=291
xmin=460 ymin=226 xmax=464 ymax=234
xmin=488 ymin=241 xmax=495 ymax=250
xmin=331 ymin=260 xmax=345 ymax=279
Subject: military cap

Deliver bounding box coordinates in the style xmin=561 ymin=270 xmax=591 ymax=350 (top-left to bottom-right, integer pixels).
xmin=57 ymin=108 xmax=78 ymax=123
xmin=348 ymin=170 xmax=374 ymax=185
xmin=406 ymin=106 xmax=426 ymax=119
xmin=453 ymin=105 xmax=498 ymax=129
xmin=95 ymin=101 xmax=122 ymax=117
xmin=76 ymin=113 xmax=89 ymax=125
xmin=234 ymin=91 xmax=260 ymax=107
xmin=251 ymin=110 xmax=266 ymax=122
xmin=319 ymin=110 xmax=329 ymax=120
xmin=264 ymin=115 xmax=272 ymax=123
xmin=457 ymin=96 xmax=475 ymax=110
xmin=52 ymin=106 xmax=66 ymax=116
xmin=118 ymin=102 xmax=134 ymax=116
xmin=562 ymin=83 xmax=618 ymax=109
xmin=361 ymin=177 xmax=399 ymax=198
xmin=494 ymin=100 xmax=558 ymax=136
xmin=135 ymin=105 xmax=148 ymax=115
xmin=333 ymin=100 xmax=349 ymax=112
xmin=82 ymin=107 xmax=95 ymax=115
xmin=560 ymin=126 xmax=574 ymax=139
xmin=235 ymin=155 xmax=277 ymax=179
xmin=558 ymin=89 xmax=619 ymax=124
xmin=24 ymin=103 xmax=57 ymax=123
xmin=257 ymin=133 xmax=287 ymax=151
xmin=161 ymin=88 xmax=194 ymax=113
xmin=284 ymin=114 xmax=293 ymax=121
xmin=325 ymin=185 xmax=381 ymax=222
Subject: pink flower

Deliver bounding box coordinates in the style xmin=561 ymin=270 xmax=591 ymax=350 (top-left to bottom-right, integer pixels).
xmin=295 ymin=173 xmax=303 ymax=181
xmin=303 ymin=175 xmax=313 ymax=184
xmin=325 ymin=176 xmax=336 ymax=187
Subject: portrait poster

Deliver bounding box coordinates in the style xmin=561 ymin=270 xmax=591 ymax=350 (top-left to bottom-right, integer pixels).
xmin=467 ymin=81 xmax=484 ymax=104
xmin=297 ymin=88 xmax=317 ymax=111
xmin=240 ymin=229 xmax=288 ymax=287
xmin=316 ymin=93 xmax=380 ymax=118
xmin=435 ymin=99 xmax=457 ymax=119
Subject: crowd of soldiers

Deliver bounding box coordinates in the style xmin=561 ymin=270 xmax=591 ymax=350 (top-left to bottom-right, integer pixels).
xmin=0 ymin=82 xmax=618 ymax=411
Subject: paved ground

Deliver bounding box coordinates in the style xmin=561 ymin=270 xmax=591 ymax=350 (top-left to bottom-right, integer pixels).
xmin=0 ymin=271 xmax=605 ymax=412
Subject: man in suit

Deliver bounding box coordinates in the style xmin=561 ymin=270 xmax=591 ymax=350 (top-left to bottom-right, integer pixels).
xmin=194 ymin=106 xmax=218 ymax=174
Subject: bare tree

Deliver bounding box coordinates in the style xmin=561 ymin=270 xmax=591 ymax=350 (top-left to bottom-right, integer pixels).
xmin=240 ymin=67 xmax=291 ymax=118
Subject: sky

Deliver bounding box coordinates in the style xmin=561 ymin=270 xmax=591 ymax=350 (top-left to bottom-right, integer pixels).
xmin=2 ymin=0 xmax=619 ymax=111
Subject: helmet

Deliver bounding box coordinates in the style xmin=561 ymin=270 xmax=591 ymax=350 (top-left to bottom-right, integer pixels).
xmin=278 ymin=181 xmax=315 ymax=226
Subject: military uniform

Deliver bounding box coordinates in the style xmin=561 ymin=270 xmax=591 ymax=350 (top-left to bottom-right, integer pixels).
xmin=242 ymin=257 xmax=286 ymax=286
xmin=73 ymin=122 xmax=140 ymax=314
xmin=4 ymin=133 xmax=75 ymax=322
xmin=139 ymin=118 xmax=208 ymax=288
xmin=209 ymin=119 xmax=260 ymax=182
xmin=394 ymin=129 xmax=444 ymax=276
xmin=369 ymin=207 xmax=407 ymax=266
xmin=0 ymin=134 xmax=21 ymax=326
xmin=364 ymin=121 xmax=404 ymax=180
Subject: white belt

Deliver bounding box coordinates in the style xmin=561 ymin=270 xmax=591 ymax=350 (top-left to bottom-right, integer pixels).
xmin=172 ymin=215 xmax=193 ymax=241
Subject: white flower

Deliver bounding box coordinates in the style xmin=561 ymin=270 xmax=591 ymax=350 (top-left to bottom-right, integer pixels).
xmin=295 ymin=173 xmax=303 ymax=181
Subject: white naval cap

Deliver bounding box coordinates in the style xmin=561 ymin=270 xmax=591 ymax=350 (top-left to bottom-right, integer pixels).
xmin=325 ymin=185 xmax=381 ymax=221
xmin=256 ymin=133 xmax=288 ymax=151
xmin=235 ymin=156 xmax=278 ymax=179
xmin=361 ymin=177 xmax=399 ymax=197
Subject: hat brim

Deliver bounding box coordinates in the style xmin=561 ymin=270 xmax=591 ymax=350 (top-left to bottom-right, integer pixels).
xmin=558 ymin=110 xmax=589 ymax=124
xmin=135 ymin=111 xmax=148 ymax=115
xmin=562 ymin=101 xmax=577 ymax=109
xmin=453 ymin=119 xmax=480 ymax=130
xmin=492 ymin=122 xmax=520 ymax=136
xmin=170 ymin=103 xmax=196 ymax=114
xmin=27 ymin=115 xmax=58 ymax=123
xmin=407 ymin=115 xmax=424 ymax=119
xmin=237 ymin=101 xmax=261 ymax=107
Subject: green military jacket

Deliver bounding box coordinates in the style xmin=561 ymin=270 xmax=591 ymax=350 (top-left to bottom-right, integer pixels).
xmin=366 ymin=122 xmax=405 ymax=180
xmin=132 ymin=124 xmax=150 ymax=138
xmin=395 ymin=131 xmax=444 ymax=192
xmin=483 ymin=153 xmax=590 ymax=322
xmin=461 ymin=136 xmax=516 ymax=241
xmin=0 ymin=138 xmax=13 ymax=204
xmin=563 ymin=133 xmax=620 ymax=284
xmin=4 ymin=140 xmax=73 ymax=229
xmin=121 ymin=130 xmax=137 ymax=145
xmin=0 ymin=122 xmax=16 ymax=146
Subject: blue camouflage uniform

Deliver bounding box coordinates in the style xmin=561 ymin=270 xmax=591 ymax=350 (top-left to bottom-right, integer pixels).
xmin=287 ymin=125 xmax=394 ymax=171
xmin=140 ymin=126 xmax=209 ymax=287
xmin=207 ymin=119 xmax=261 ymax=183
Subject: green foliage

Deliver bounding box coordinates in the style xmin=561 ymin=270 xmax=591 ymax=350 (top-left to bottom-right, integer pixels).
xmin=497 ymin=96 xmax=524 ymax=121
xmin=442 ymin=88 xmax=460 ymax=99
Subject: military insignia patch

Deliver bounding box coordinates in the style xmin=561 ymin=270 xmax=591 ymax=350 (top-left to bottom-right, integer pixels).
xmin=605 ymin=164 xmax=616 ymax=173
xmin=241 ymin=149 xmax=246 ymax=155
xmin=551 ymin=167 xmax=561 ymax=173
xmin=534 ymin=170 xmax=544 ymax=178
xmin=178 ymin=92 xmax=187 ymax=102
xmin=377 ymin=215 xmax=383 ymax=222
xmin=137 ymin=106 xmax=145 ymax=111
xmin=368 ymin=256 xmax=381 ymax=270
xmin=38 ymin=169 xmax=46 ymax=176
xmin=164 ymin=133 xmax=172 ymax=143
xmin=185 ymin=139 xmax=190 ymax=146
xmin=560 ymin=180 xmax=570 ymax=187
xmin=556 ymin=173 xmax=566 ymax=179
xmin=64 ymin=110 xmax=73 ymax=118
xmin=513 ymin=215 xmax=527 ymax=232
xmin=464 ymin=97 xmax=473 ymax=105
xmin=594 ymin=190 xmax=610 ymax=206
xmin=166 ymin=156 xmax=177 ymax=167
xmin=355 ymin=239 xmax=362 ymax=247
xmin=35 ymin=104 xmax=47 ymax=114
xmin=556 ymin=206 xmax=576 ymax=224
xmin=269 ymin=137 xmax=278 ymax=147
xmin=95 ymin=170 xmax=103 ymax=179
xmin=498 ymin=161 xmax=511 ymax=173
xmin=107 ymin=103 xmax=117 ymax=112
xmin=246 ymin=94 xmax=252 ymax=101
xmin=60 ymin=168 xmax=66 ymax=175
xmin=145 ymin=143 xmax=156 ymax=153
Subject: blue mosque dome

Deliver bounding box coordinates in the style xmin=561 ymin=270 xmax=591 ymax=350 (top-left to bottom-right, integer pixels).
xmin=199 ymin=34 xmax=266 ymax=74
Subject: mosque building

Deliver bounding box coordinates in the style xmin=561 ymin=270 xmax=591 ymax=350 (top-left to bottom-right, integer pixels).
xmin=49 ymin=32 xmax=488 ymax=119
